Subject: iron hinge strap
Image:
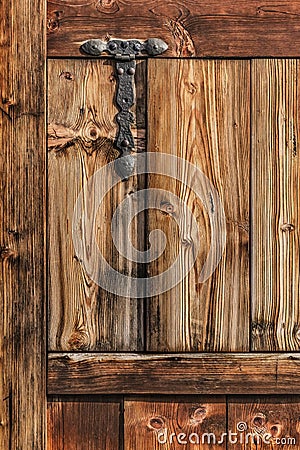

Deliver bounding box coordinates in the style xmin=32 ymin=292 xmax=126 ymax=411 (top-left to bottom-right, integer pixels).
xmin=81 ymin=38 xmax=168 ymax=179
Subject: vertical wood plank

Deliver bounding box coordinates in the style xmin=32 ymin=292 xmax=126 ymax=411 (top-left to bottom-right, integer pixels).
xmin=0 ymin=0 xmax=46 ymax=448
xmin=124 ymin=397 xmax=226 ymax=449
xmin=252 ymin=60 xmax=300 ymax=351
xmin=47 ymin=397 xmax=120 ymax=450
xmin=228 ymin=396 xmax=300 ymax=449
xmin=146 ymin=59 xmax=250 ymax=351
xmin=48 ymin=59 xmax=146 ymax=351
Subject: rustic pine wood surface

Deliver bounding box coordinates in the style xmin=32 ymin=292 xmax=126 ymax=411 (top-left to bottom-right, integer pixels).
xmin=47 ymin=1 xmax=300 ymax=58
xmin=251 ymin=59 xmax=300 ymax=351
xmin=48 ymin=59 xmax=146 ymax=351
xmin=0 ymin=0 xmax=46 ymax=448
xmin=146 ymin=59 xmax=250 ymax=352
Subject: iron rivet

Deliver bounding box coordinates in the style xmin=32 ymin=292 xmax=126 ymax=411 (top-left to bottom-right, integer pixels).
xmin=127 ymin=67 xmax=135 ymax=75
xmin=134 ymin=43 xmax=141 ymax=51
xmin=117 ymin=67 xmax=124 ymax=75
xmin=153 ymin=44 xmax=159 ymax=50
xmin=121 ymin=41 xmax=129 ymax=49
xmin=109 ymin=42 xmax=117 ymax=50
xmin=121 ymin=139 xmax=130 ymax=147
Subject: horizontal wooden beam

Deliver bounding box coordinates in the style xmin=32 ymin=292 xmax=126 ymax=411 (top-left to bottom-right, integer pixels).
xmin=48 ymin=353 xmax=300 ymax=395
xmin=47 ymin=1 xmax=300 ymax=58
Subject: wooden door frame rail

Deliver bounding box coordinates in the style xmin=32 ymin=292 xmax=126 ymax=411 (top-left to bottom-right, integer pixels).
xmin=48 ymin=353 xmax=300 ymax=395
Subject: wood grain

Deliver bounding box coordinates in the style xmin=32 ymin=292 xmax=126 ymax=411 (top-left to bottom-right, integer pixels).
xmin=0 ymin=0 xmax=46 ymax=448
xmin=47 ymin=353 xmax=300 ymax=395
xmin=146 ymin=59 xmax=249 ymax=351
xmin=48 ymin=59 xmax=146 ymax=351
xmin=124 ymin=397 xmax=226 ymax=449
xmin=228 ymin=396 xmax=300 ymax=449
xmin=251 ymin=60 xmax=300 ymax=351
xmin=47 ymin=397 xmax=120 ymax=449
xmin=47 ymin=1 xmax=300 ymax=58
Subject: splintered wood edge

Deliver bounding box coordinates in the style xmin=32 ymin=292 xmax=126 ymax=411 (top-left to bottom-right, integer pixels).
xmin=48 ymin=353 xmax=300 ymax=395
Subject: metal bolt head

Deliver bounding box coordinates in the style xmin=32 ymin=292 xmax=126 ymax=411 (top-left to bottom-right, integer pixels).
xmin=109 ymin=42 xmax=117 ymax=51
xmin=127 ymin=67 xmax=135 ymax=75
xmin=133 ymin=43 xmax=141 ymax=51
xmin=153 ymin=44 xmax=159 ymax=50
xmin=117 ymin=67 xmax=124 ymax=75
xmin=121 ymin=139 xmax=130 ymax=147
xmin=121 ymin=41 xmax=129 ymax=49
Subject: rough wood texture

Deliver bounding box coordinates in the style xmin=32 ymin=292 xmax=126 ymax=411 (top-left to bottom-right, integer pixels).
xmin=252 ymin=60 xmax=300 ymax=351
xmin=47 ymin=1 xmax=300 ymax=58
xmin=124 ymin=397 xmax=226 ymax=449
xmin=47 ymin=353 xmax=300 ymax=395
xmin=228 ymin=396 xmax=300 ymax=449
xmin=47 ymin=397 xmax=120 ymax=449
xmin=48 ymin=59 xmax=146 ymax=351
xmin=0 ymin=0 xmax=46 ymax=448
xmin=146 ymin=59 xmax=249 ymax=351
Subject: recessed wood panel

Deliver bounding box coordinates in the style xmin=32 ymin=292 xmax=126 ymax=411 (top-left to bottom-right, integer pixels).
xmin=47 ymin=1 xmax=300 ymax=58
xmin=48 ymin=59 xmax=146 ymax=351
xmin=228 ymin=396 xmax=300 ymax=449
xmin=146 ymin=59 xmax=250 ymax=352
xmin=251 ymin=60 xmax=300 ymax=351
xmin=124 ymin=397 xmax=226 ymax=450
xmin=47 ymin=397 xmax=120 ymax=450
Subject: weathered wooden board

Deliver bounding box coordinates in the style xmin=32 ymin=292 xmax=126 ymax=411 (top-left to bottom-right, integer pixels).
xmin=124 ymin=397 xmax=226 ymax=449
xmin=228 ymin=396 xmax=300 ymax=449
xmin=48 ymin=59 xmax=146 ymax=351
xmin=47 ymin=1 xmax=300 ymax=58
xmin=47 ymin=353 xmax=300 ymax=395
xmin=0 ymin=0 xmax=46 ymax=448
xmin=146 ymin=59 xmax=249 ymax=352
xmin=47 ymin=397 xmax=120 ymax=449
xmin=251 ymin=60 xmax=300 ymax=351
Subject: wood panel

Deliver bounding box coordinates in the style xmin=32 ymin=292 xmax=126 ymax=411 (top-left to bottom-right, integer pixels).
xmin=252 ymin=60 xmax=300 ymax=351
xmin=47 ymin=1 xmax=300 ymax=58
xmin=146 ymin=59 xmax=249 ymax=351
xmin=228 ymin=396 xmax=300 ymax=449
xmin=47 ymin=353 xmax=300 ymax=395
xmin=48 ymin=59 xmax=146 ymax=351
xmin=47 ymin=397 xmax=120 ymax=449
xmin=124 ymin=397 xmax=226 ymax=449
xmin=0 ymin=0 xmax=46 ymax=448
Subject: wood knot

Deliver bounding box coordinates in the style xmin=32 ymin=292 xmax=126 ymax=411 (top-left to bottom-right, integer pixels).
xmin=160 ymin=201 xmax=175 ymax=215
xmin=280 ymin=223 xmax=295 ymax=232
xmin=252 ymin=413 xmax=266 ymax=427
xmin=252 ymin=323 xmax=264 ymax=337
xmin=148 ymin=416 xmax=165 ymax=431
xmin=0 ymin=246 xmax=18 ymax=261
xmin=95 ymin=0 xmax=120 ymax=14
xmin=60 ymin=71 xmax=74 ymax=81
xmin=269 ymin=424 xmax=282 ymax=438
xmin=47 ymin=11 xmax=62 ymax=32
xmin=190 ymin=406 xmax=207 ymax=424
xmin=67 ymin=331 xmax=90 ymax=350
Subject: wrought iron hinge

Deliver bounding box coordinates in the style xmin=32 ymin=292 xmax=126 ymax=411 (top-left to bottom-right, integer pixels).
xmin=81 ymin=38 xmax=168 ymax=179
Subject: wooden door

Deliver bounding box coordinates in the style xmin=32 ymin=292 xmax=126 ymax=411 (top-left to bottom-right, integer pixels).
xmin=1 ymin=1 xmax=300 ymax=449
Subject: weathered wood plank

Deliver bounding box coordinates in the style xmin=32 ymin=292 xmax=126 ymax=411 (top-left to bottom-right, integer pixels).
xmin=228 ymin=396 xmax=300 ymax=449
xmin=48 ymin=353 xmax=300 ymax=395
xmin=124 ymin=397 xmax=226 ymax=449
xmin=251 ymin=60 xmax=300 ymax=351
xmin=48 ymin=59 xmax=146 ymax=351
xmin=47 ymin=1 xmax=300 ymax=58
xmin=47 ymin=397 xmax=120 ymax=449
xmin=0 ymin=0 xmax=46 ymax=448
xmin=146 ymin=59 xmax=249 ymax=351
